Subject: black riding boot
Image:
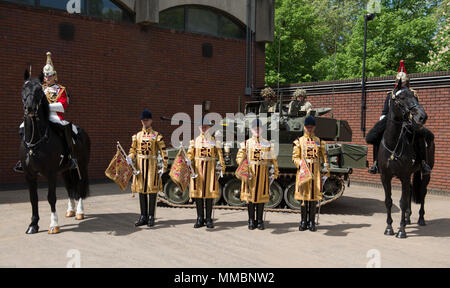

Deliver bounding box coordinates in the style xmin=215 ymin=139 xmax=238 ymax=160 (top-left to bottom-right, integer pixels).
xmin=194 ymin=198 xmax=205 ymax=228
xmin=205 ymin=199 xmax=214 ymax=229
xmin=135 ymin=194 xmax=148 ymax=226
xmin=256 ymin=203 xmax=265 ymax=230
xmin=418 ymin=139 xmax=431 ymax=175
xmin=64 ymin=124 xmax=78 ymax=170
xmin=247 ymin=203 xmax=256 ymax=230
xmin=299 ymin=203 xmax=308 ymax=231
xmin=148 ymin=193 xmax=157 ymax=227
xmin=368 ymin=145 xmax=379 ymax=174
xmin=13 ymin=127 xmax=24 ymax=173
xmin=309 ymin=201 xmax=317 ymax=232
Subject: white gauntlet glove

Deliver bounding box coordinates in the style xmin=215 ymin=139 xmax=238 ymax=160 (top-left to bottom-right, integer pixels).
xmin=126 ymin=157 xmax=133 ymax=166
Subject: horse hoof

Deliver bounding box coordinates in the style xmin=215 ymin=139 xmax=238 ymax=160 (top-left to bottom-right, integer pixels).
xmin=26 ymin=225 xmax=39 ymax=234
xmin=48 ymin=226 xmax=60 ymax=234
xmin=75 ymin=214 xmax=84 ymax=220
xmin=65 ymin=211 xmax=76 ymax=218
xmin=405 ymin=219 xmax=411 ymax=225
xmin=384 ymin=228 xmax=395 ymax=236
xmin=396 ymin=231 xmax=407 ymax=239
xmin=418 ymin=219 xmax=426 ymax=226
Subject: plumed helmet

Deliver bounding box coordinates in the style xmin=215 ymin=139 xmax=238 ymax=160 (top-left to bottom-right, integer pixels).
xmin=304 ymin=115 xmax=316 ymax=127
xmin=395 ymin=60 xmax=409 ymax=88
xmin=293 ymin=88 xmax=307 ymax=99
xmin=141 ymin=109 xmax=152 ymax=120
xmin=43 ymin=52 xmax=57 ymax=79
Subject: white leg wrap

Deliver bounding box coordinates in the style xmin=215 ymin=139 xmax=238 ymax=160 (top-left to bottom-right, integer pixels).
xmin=76 ymin=199 xmax=84 ymax=215
xmin=67 ymin=198 xmax=76 ymax=212
xmin=50 ymin=212 xmax=59 ymax=227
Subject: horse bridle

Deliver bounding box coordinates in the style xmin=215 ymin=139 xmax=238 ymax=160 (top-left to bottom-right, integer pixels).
xmin=23 ymin=87 xmax=48 ymax=149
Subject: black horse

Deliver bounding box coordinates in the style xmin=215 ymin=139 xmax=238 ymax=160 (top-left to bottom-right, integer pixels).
xmin=21 ymin=71 xmax=90 ymax=234
xmin=379 ymin=80 xmax=434 ymax=238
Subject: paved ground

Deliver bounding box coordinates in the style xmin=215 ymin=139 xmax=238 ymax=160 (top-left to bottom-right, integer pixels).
xmin=0 ymin=182 xmax=449 ymax=268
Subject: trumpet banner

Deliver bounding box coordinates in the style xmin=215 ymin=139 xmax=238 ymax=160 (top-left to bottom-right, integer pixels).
xmin=235 ymin=158 xmax=249 ymax=181
xmin=169 ymin=150 xmax=190 ymax=192
xmin=297 ymin=159 xmax=312 ymax=186
xmin=105 ymin=150 xmax=133 ymax=191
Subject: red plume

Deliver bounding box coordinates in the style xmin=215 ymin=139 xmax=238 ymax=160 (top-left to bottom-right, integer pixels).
xmin=398 ymin=60 xmax=406 ymax=73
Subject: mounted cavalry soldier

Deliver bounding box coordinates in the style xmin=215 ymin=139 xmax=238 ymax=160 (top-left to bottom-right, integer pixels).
xmin=366 ymin=60 xmax=433 ymax=175
xmin=236 ymin=119 xmax=279 ymax=230
xmin=14 ymin=52 xmax=78 ymax=173
xmin=186 ymin=119 xmax=226 ymax=229
xmin=292 ymin=116 xmax=329 ymax=232
xmin=127 ymin=110 xmax=168 ymax=227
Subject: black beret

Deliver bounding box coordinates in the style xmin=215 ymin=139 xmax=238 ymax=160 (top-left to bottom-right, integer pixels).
xmin=304 ymin=115 xmax=316 ymax=126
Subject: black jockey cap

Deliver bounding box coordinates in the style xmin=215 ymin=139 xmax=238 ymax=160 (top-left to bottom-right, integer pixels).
xmin=141 ymin=109 xmax=152 ymax=120
xmin=251 ymin=118 xmax=263 ymax=129
xmin=304 ymin=115 xmax=316 ymax=126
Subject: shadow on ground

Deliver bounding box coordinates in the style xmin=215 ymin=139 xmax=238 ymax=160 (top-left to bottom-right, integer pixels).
xmin=268 ymin=221 xmax=371 ymax=236
xmin=320 ymin=195 xmax=400 ymax=216
xmin=405 ymin=218 xmax=450 ymax=238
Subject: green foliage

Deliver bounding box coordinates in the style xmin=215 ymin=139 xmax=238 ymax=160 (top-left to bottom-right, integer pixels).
xmin=265 ymin=0 xmax=447 ymax=85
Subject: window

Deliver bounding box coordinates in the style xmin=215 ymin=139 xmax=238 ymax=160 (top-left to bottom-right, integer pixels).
xmin=157 ymin=5 xmax=245 ymax=40
xmin=87 ymin=0 xmax=132 ymax=22
xmin=1 ymin=0 xmax=133 ymax=22
xmin=158 ymin=6 xmax=184 ymax=30
xmin=40 ymin=0 xmax=83 ymax=12
xmin=2 ymin=0 xmax=34 ymax=5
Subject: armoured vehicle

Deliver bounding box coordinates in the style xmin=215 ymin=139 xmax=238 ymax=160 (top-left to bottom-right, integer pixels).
xmin=161 ymin=99 xmax=368 ymax=210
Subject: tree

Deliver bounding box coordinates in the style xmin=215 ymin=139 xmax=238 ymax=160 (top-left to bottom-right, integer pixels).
xmin=313 ymin=3 xmax=438 ymax=80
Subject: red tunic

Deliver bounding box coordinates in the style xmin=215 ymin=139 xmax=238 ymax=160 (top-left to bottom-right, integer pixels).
xmin=44 ymin=84 xmax=68 ymax=120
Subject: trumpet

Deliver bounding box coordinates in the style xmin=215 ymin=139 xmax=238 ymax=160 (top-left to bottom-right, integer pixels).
xmin=117 ymin=141 xmax=140 ymax=176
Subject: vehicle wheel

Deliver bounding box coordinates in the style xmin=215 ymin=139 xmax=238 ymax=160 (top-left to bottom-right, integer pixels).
xmin=284 ymin=182 xmax=302 ymax=210
xmin=265 ymin=181 xmax=283 ymax=208
xmin=223 ymin=178 xmax=245 ymax=207
xmin=322 ymin=176 xmax=344 ymax=201
xmin=164 ymin=179 xmax=189 ymax=205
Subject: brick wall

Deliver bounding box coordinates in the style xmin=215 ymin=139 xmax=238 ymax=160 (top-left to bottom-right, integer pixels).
xmin=0 ymin=2 xmax=265 ymax=185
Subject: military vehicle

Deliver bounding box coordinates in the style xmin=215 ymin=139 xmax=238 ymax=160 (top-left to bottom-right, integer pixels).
xmin=161 ymin=98 xmax=368 ymax=210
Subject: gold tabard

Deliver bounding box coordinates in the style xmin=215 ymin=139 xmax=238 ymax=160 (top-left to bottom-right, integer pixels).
xmin=128 ymin=127 xmax=168 ymax=194
xmin=292 ymin=133 xmax=329 ymax=201
xmin=236 ymin=137 xmax=279 ymax=204
xmin=187 ymin=132 xmax=225 ymax=199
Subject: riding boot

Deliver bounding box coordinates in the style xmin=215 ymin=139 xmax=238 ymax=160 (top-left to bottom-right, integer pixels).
xmin=299 ymin=203 xmax=308 ymax=231
xmin=147 ymin=193 xmax=157 ymax=227
xmin=419 ymin=139 xmax=431 ymax=175
xmin=64 ymin=124 xmax=78 ymax=170
xmin=247 ymin=203 xmax=256 ymax=230
xmin=256 ymin=203 xmax=265 ymax=230
xmin=194 ymin=198 xmax=205 ymax=228
xmin=135 ymin=194 xmax=148 ymax=226
xmin=205 ymin=199 xmax=214 ymax=228
xmin=13 ymin=127 xmax=25 ymax=173
xmin=309 ymin=201 xmax=317 ymax=232
xmin=368 ymin=145 xmax=379 ymax=174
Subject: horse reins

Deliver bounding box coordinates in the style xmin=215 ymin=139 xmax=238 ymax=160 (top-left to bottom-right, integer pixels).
xmin=23 ymin=89 xmax=49 ymax=150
